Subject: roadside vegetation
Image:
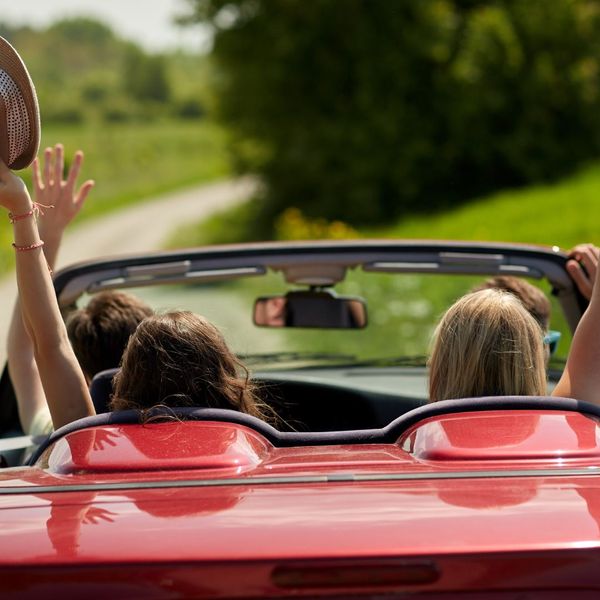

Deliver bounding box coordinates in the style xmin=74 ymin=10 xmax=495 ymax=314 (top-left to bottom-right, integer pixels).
xmin=0 ymin=20 xmax=230 ymax=273
xmin=184 ymin=0 xmax=600 ymax=237
xmin=166 ymin=158 xmax=600 ymax=250
xmin=0 ymin=119 xmax=228 ymax=273
xmin=165 ymin=158 xmax=595 ymax=362
xmin=0 ymin=6 xmax=583 ymax=366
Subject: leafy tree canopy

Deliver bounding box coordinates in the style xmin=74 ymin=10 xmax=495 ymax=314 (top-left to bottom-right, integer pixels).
xmin=0 ymin=18 xmax=209 ymax=124
xmin=183 ymin=0 xmax=600 ymax=226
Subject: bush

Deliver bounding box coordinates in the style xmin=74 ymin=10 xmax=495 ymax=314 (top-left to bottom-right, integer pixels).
xmin=275 ymin=208 xmax=358 ymax=241
xmin=174 ymin=97 xmax=206 ymax=119
xmin=184 ymin=0 xmax=600 ymax=228
xmin=43 ymin=104 xmax=85 ymax=125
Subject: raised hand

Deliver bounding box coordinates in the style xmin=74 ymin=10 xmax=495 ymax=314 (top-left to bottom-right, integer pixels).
xmin=92 ymin=429 xmax=119 ymax=451
xmin=6 ymin=146 xmax=96 ymax=436
xmin=32 ymin=144 xmax=94 ymax=241
xmin=82 ymin=506 xmax=116 ymax=525
xmin=566 ymin=244 xmax=599 ymax=301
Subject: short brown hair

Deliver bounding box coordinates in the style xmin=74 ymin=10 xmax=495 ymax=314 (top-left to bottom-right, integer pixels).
xmin=472 ymin=276 xmax=551 ymax=330
xmin=66 ymin=291 xmax=153 ymax=379
xmin=429 ymin=289 xmax=547 ymax=402
xmin=110 ymin=311 xmax=272 ymax=422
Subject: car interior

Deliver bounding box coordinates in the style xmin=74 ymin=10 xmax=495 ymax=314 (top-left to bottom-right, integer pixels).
xmin=0 ymin=241 xmax=588 ymax=465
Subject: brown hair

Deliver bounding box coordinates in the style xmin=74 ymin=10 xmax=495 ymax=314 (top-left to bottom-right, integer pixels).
xmin=66 ymin=291 xmax=153 ymax=379
xmin=110 ymin=311 xmax=271 ymax=422
xmin=428 ymin=289 xmax=547 ymax=402
xmin=472 ymin=276 xmax=551 ymax=331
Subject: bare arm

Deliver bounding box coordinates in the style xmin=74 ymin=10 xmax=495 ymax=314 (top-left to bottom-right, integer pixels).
xmin=7 ymin=145 xmax=94 ymax=433
xmin=553 ymin=245 xmax=600 ymax=404
xmin=1 ymin=158 xmax=94 ymax=430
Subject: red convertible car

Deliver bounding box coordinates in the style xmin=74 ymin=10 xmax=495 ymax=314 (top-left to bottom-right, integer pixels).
xmin=0 ymin=240 xmax=599 ymax=598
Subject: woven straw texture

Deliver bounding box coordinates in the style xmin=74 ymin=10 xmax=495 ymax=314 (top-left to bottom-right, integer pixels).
xmin=0 ymin=36 xmax=40 ymax=170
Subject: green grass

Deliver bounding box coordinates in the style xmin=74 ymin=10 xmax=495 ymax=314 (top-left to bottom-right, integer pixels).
xmin=168 ymin=159 xmax=600 ymax=251
xmin=0 ymin=119 xmax=230 ymax=273
xmin=38 ymin=120 xmax=229 ymax=217
xmin=368 ymin=162 xmax=600 ymax=249
xmin=165 ymin=200 xmax=264 ymax=248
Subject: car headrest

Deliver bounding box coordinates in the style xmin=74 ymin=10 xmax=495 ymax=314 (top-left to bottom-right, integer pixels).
xmin=89 ymin=367 xmax=120 ymax=414
xmin=28 ymin=396 xmax=600 ymax=465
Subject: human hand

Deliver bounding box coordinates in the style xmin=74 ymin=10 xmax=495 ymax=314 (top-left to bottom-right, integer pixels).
xmin=0 ymin=159 xmax=32 ymax=215
xmin=566 ymin=243 xmax=600 ymax=301
xmin=92 ymin=429 xmax=119 ymax=451
xmin=82 ymin=506 xmax=116 ymax=525
xmin=33 ymin=144 xmax=94 ymax=240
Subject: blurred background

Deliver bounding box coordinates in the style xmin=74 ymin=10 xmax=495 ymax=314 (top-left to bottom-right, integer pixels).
xmin=1 ymin=0 xmax=600 ymax=270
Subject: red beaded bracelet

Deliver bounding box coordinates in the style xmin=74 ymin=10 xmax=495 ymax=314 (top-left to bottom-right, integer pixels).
xmin=12 ymin=240 xmax=44 ymax=252
xmin=8 ymin=202 xmax=54 ymax=224
xmin=9 ymin=208 xmax=34 ymax=224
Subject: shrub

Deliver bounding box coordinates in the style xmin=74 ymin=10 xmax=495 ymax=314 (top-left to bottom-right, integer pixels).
xmin=275 ymin=208 xmax=358 ymax=241
xmin=184 ymin=0 xmax=600 ymax=228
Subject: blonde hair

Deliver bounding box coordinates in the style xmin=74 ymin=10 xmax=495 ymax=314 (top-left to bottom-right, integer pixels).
xmin=428 ymin=289 xmax=547 ymax=402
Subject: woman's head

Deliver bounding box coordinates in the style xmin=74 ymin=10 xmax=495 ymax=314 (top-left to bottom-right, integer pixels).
xmin=66 ymin=290 xmax=153 ymax=381
xmin=428 ymin=289 xmax=547 ymax=402
xmin=110 ymin=311 xmax=266 ymax=419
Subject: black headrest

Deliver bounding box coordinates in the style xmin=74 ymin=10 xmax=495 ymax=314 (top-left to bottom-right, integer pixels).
xmin=89 ymin=367 xmax=120 ymax=414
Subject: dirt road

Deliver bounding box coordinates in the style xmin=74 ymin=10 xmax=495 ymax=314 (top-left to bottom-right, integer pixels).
xmin=0 ymin=177 xmax=256 ymax=364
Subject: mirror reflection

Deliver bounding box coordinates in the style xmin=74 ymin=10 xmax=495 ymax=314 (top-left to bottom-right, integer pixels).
xmin=254 ymin=290 xmax=367 ymax=329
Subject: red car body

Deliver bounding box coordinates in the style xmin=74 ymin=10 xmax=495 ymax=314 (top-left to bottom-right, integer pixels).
xmin=2 ymin=399 xmax=600 ymax=598
xmin=0 ymin=241 xmax=598 ymax=598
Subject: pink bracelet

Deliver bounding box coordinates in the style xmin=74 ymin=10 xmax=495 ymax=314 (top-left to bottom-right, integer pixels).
xmin=9 ymin=208 xmax=34 ymax=223
xmin=9 ymin=202 xmax=54 ymax=224
xmin=12 ymin=240 xmax=44 ymax=252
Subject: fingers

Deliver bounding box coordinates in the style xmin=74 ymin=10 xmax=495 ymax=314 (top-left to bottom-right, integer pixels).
xmin=65 ymin=150 xmax=84 ymax=192
xmin=567 ymin=244 xmax=600 ymax=301
xmin=53 ymin=143 xmax=64 ymax=187
xmin=567 ymin=259 xmax=594 ymax=300
xmin=569 ymin=244 xmax=599 ymax=277
xmin=40 ymin=144 xmax=66 ymax=189
xmin=74 ymin=179 xmax=95 ymax=209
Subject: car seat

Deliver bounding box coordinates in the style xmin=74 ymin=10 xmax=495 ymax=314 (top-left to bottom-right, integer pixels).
xmin=89 ymin=367 xmax=119 ymax=414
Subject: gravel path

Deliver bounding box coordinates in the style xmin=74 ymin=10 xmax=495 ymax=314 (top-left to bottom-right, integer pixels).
xmin=0 ymin=177 xmax=257 ymax=364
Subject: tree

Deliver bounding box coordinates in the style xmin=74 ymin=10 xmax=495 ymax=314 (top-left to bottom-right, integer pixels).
xmin=123 ymin=45 xmax=171 ymax=104
xmin=183 ymin=0 xmax=600 ymax=228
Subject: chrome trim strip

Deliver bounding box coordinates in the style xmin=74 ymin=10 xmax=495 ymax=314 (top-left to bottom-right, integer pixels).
xmin=2 ymin=467 xmax=600 ymax=495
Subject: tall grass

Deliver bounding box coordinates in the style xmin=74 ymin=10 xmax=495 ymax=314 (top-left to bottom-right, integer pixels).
xmin=0 ymin=119 xmax=230 ymax=273
xmin=369 ymin=162 xmax=600 ymax=249
xmin=167 ymin=159 xmax=600 ymax=251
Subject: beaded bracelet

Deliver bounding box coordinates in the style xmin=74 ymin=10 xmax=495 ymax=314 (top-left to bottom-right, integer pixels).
xmin=8 ymin=208 xmax=35 ymax=224
xmin=8 ymin=202 xmax=54 ymax=224
xmin=12 ymin=240 xmax=44 ymax=252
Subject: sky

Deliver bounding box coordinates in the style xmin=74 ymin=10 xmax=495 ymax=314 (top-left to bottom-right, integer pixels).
xmin=0 ymin=0 xmax=211 ymax=52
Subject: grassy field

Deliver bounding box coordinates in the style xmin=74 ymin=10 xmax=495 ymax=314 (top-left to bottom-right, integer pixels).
xmin=0 ymin=119 xmax=229 ymax=273
xmin=168 ymin=159 xmax=600 ymax=250
xmin=369 ymin=161 xmax=600 ymax=249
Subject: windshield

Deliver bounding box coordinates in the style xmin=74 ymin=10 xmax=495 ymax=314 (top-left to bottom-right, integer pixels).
xmin=73 ymin=269 xmax=570 ymax=373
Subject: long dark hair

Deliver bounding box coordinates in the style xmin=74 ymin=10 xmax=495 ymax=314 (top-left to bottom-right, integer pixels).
xmin=110 ymin=311 xmax=271 ymax=421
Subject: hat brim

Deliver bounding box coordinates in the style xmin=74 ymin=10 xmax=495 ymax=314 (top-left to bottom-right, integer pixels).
xmin=0 ymin=36 xmax=40 ymax=171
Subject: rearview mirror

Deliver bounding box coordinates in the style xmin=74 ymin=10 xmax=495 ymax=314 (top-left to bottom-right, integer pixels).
xmin=254 ymin=290 xmax=367 ymax=329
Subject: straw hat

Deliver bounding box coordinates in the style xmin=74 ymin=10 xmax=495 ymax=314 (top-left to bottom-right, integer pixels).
xmin=0 ymin=36 xmax=40 ymax=170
